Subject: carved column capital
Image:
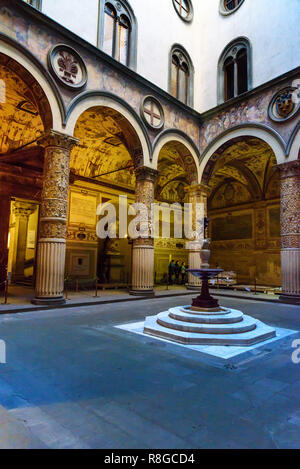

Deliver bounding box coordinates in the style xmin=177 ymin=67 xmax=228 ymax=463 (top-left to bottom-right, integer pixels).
xmin=13 ymin=201 xmax=36 ymax=219
xmin=38 ymin=130 xmax=79 ymax=151
xmin=135 ymin=166 xmax=158 ymax=183
xmin=185 ymin=183 xmax=210 ymax=198
xmin=277 ymin=160 xmax=300 ymax=179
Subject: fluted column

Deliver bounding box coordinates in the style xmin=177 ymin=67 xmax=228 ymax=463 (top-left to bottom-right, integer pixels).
xmin=278 ymin=161 xmax=300 ymax=304
xmin=32 ymin=131 xmax=79 ymax=305
xmin=186 ymin=184 xmax=209 ymax=290
xmin=11 ymin=202 xmax=36 ymax=282
xmin=130 ymin=166 xmax=158 ymax=297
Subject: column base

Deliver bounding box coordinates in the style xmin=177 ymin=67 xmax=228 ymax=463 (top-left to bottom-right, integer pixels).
xmin=31 ymin=297 xmax=66 ymax=306
xmin=129 ymin=289 xmax=155 ymax=298
xmin=279 ymin=293 xmax=300 ymax=305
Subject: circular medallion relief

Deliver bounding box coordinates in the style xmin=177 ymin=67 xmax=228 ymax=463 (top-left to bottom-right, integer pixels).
xmin=48 ymin=44 xmax=88 ymax=90
xmin=219 ymin=0 xmax=245 ymax=16
xmin=269 ymin=87 xmax=300 ymax=122
xmin=140 ymin=96 xmax=165 ymax=130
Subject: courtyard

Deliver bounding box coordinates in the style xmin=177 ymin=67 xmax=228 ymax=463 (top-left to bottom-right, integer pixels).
xmin=0 ymin=294 xmax=299 ymax=449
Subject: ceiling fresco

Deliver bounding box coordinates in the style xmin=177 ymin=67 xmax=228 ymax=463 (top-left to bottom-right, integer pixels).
xmin=72 ymin=107 xmax=136 ymax=189
xmin=0 ymin=64 xmax=43 ymax=156
xmin=207 ymin=137 xmax=280 ymax=209
xmin=156 ymin=141 xmax=197 ymax=203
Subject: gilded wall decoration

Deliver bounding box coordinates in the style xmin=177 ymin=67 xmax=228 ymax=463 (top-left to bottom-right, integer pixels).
xmin=212 ymin=213 xmax=253 ymax=241
xmin=72 ymin=107 xmax=136 ymax=188
xmin=268 ymin=207 xmax=280 ymax=238
xmin=0 ymin=64 xmax=44 ymax=155
xmin=155 ymin=141 xmax=198 ymax=202
xmin=210 ymin=181 xmax=251 ymax=209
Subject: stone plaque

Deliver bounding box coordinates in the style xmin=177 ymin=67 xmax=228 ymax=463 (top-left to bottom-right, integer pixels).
xmin=27 ymin=230 xmax=36 ymax=249
xmin=69 ymin=192 xmax=97 ymax=227
xmin=70 ymin=254 xmax=90 ymax=276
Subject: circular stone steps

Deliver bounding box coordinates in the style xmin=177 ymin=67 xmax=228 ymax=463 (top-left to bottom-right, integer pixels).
xmin=143 ymin=306 xmax=276 ymax=346
xmin=180 ymin=306 xmax=232 ymax=316
xmin=168 ymin=308 xmax=243 ymax=324
xmin=157 ymin=311 xmax=256 ymax=334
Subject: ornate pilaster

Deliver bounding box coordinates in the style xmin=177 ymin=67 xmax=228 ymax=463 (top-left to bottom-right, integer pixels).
xmin=130 ymin=166 xmax=158 ymax=297
xmin=185 ymin=184 xmax=209 ymax=290
xmin=278 ymin=160 xmax=300 ymax=304
xmin=11 ymin=201 xmax=36 ymax=282
xmin=32 ymin=131 xmax=79 ymax=305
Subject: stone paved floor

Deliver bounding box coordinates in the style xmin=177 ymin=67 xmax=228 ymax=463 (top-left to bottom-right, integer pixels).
xmin=0 ymin=284 xmax=278 ymax=311
xmin=0 ymin=295 xmax=299 ymax=449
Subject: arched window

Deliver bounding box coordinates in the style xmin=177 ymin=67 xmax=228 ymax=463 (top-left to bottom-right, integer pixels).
xmin=169 ymin=46 xmax=194 ymax=107
xmin=218 ymin=38 xmax=251 ymax=103
xmin=220 ymin=0 xmax=245 ymax=15
xmin=224 ymin=0 xmax=243 ymax=11
xmin=99 ymin=0 xmax=137 ymax=69
xmin=103 ymin=4 xmax=115 ymax=57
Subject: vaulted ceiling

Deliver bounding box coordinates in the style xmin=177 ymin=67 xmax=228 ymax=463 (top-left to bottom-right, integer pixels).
xmin=156 ymin=141 xmax=198 ymax=203
xmin=0 ymin=64 xmax=43 ymax=157
xmin=207 ymin=137 xmax=280 ymax=209
xmin=72 ymin=107 xmax=136 ymax=189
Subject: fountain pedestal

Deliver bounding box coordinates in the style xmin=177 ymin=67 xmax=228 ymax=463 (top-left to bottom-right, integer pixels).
xmin=143 ymin=263 xmax=276 ymax=347
xmin=188 ymin=268 xmax=223 ymax=311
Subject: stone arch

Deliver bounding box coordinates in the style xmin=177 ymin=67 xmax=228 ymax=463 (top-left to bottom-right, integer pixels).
xmin=0 ymin=34 xmax=65 ymax=131
xmin=287 ymin=121 xmax=300 ymax=161
xmin=199 ymin=124 xmax=286 ymax=182
xmin=65 ymin=91 xmax=151 ymax=168
xmin=152 ymin=130 xmax=201 ymax=184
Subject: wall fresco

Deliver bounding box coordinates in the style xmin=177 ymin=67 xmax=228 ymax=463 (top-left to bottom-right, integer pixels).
xmin=0 ymin=2 xmax=200 ymax=147
xmin=200 ymin=83 xmax=299 ymax=156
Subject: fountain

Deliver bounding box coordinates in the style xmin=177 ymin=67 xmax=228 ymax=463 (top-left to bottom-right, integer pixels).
xmin=144 ymin=239 xmax=276 ymax=346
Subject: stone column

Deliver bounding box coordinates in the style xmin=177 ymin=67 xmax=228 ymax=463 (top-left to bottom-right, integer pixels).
xmin=186 ymin=184 xmax=209 ymax=290
xmin=32 ymin=131 xmax=79 ymax=305
xmin=11 ymin=201 xmax=36 ymax=282
xmin=0 ymin=197 xmax=10 ymax=292
xmin=130 ymin=166 xmax=158 ymax=297
xmin=278 ymin=161 xmax=300 ymax=304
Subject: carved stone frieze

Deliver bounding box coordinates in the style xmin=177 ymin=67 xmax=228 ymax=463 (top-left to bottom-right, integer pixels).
xmin=133 ymin=238 xmax=154 ymax=248
xmin=38 ymin=131 xmax=79 ymax=240
xmin=39 ymin=221 xmax=67 ymax=239
xmin=278 ymin=161 xmax=300 ymax=247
